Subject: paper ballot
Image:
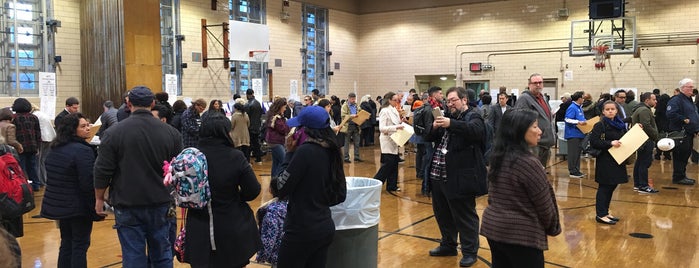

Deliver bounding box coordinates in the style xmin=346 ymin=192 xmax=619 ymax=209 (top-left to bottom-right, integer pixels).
xmin=351 ymin=110 xmax=371 ymax=125
xmin=390 ymin=123 xmax=415 ymax=146
xmin=577 ymin=116 xmax=599 ymax=134
xmin=608 ymin=123 xmax=648 ymax=165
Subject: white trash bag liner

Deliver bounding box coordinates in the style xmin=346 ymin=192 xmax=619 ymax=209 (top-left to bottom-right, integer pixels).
xmin=330 ymin=177 xmax=382 ymax=230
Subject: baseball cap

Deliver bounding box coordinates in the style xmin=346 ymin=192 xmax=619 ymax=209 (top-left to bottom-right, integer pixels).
xmin=286 ymin=106 xmax=329 ymax=129
xmin=128 ymin=86 xmax=154 ymax=107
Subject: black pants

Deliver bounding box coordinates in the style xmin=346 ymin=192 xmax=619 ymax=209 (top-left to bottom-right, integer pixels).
xmin=566 ymin=137 xmax=583 ymax=174
xmin=249 ymin=132 xmax=263 ymax=162
xmin=415 ymin=143 xmax=426 ymax=179
xmin=595 ymin=183 xmax=618 ymax=217
xmin=633 ymin=140 xmax=654 ymax=188
xmin=58 ymin=217 xmax=93 ymax=268
xmin=374 ymin=153 xmax=399 ymax=191
xmin=431 ymin=179 xmax=479 ymax=256
xmin=672 ymin=135 xmax=693 ymax=181
xmin=277 ymin=233 xmax=333 ymax=268
xmin=236 ymin=145 xmax=251 ymax=163
xmin=360 ymin=127 xmax=372 ymax=146
xmin=488 ymin=239 xmax=544 ymax=268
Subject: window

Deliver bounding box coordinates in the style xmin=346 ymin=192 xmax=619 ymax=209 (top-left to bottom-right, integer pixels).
xmin=160 ymin=0 xmax=182 ymax=95
xmin=0 ymin=0 xmax=51 ymax=96
xmin=230 ymin=0 xmax=265 ymax=24
xmin=302 ymin=5 xmax=328 ymax=96
xmin=229 ymin=0 xmax=267 ymax=97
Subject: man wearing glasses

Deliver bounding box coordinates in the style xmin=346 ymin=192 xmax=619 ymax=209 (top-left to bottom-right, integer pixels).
xmin=515 ymin=73 xmax=555 ymax=167
xmin=666 ymin=78 xmax=698 ymax=185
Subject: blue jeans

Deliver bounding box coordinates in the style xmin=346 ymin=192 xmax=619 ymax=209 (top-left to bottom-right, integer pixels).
xmin=114 ymin=205 xmax=172 ymax=268
xmin=270 ymin=144 xmax=286 ymax=177
xmin=18 ymin=152 xmax=39 ymax=186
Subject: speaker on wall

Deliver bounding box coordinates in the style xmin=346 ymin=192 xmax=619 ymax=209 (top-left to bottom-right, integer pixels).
xmin=589 ymin=0 xmax=624 ymax=19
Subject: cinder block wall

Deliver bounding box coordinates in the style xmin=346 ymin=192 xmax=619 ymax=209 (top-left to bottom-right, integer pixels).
xmin=8 ymin=0 xmax=697 ymax=115
xmin=356 ymin=0 xmax=699 ymax=98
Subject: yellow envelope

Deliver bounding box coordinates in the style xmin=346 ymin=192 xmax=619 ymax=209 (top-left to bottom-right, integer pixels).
xmin=608 ymin=123 xmax=648 ymax=165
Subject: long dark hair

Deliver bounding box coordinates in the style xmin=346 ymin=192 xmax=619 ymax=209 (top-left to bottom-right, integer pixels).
xmin=199 ymin=114 xmax=234 ymax=147
xmin=488 ymin=108 xmax=538 ymax=182
xmin=51 ymin=113 xmax=88 ymax=148
xmin=266 ymin=98 xmax=287 ymax=123
xmin=208 ymin=99 xmax=223 ymax=113
xmin=382 ymin=92 xmax=396 ymax=108
xmin=304 ymin=127 xmax=345 ymax=195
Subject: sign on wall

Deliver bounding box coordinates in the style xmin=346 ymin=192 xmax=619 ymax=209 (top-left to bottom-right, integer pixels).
xmin=39 ymin=72 xmax=56 ymax=118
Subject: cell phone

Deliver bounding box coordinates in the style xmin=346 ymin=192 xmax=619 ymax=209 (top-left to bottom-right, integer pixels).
xmin=432 ymin=107 xmax=443 ymax=119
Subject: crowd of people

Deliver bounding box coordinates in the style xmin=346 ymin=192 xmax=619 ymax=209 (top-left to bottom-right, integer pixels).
xmin=1 ymin=76 xmax=697 ymax=267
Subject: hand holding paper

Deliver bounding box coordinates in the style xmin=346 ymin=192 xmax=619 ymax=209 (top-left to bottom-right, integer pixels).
xmin=390 ymin=123 xmax=414 ymax=146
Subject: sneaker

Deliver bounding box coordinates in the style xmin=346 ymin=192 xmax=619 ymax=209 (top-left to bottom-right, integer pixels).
xmin=344 ymin=159 xmax=351 ymax=163
xmin=673 ymin=178 xmax=695 ymax=185
xmin=637 ymin=186 xmax=659 ymax=194
xmin=569 ymin=173 xmax=584 ymax=178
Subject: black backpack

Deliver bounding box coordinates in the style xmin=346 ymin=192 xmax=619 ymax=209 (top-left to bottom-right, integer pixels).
xmin=412 ymin=104 xmax=433 ymax=137
xmin=467 ymin=112 xmax=494 ymax=158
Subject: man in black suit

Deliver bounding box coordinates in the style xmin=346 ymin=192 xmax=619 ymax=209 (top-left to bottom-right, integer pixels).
xmin=487 ymin=93 xmax=511 ymax=135
xmin=246 ymin=89 xmax=264 ymax=163
xmin=54 ymin=97 xmax=79 ymax=129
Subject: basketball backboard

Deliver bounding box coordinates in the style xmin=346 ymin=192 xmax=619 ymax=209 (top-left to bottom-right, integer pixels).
xmin=570 ymin=17 xmax=636 ymax=57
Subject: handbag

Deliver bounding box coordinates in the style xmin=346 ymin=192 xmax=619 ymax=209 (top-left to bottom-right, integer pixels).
xmin=660 ymin=129 xmax=686 ymax=141
xmin=588 ymin=124 xmax=606 ymax=158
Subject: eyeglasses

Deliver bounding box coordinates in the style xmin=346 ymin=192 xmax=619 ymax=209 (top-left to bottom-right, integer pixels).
xmin=529 ymin=81 xmax=543 ymax=85
xmin=447 ymin=98 xmax=461 ymax=104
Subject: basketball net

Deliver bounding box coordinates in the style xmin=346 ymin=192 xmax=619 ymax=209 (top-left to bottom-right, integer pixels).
xmin=249 ymin=50 xmax=268 ymax=63
xmin=592 ymin=45 xmax=608 ymax=70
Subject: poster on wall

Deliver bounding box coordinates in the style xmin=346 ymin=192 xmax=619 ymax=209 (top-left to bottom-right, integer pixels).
xmin=564 ymin=71 xmax=574 ymax=81
xmin=252 ymin=78 xmax=263 ymax=98
xmin=165 ymin=74 xmax=178 ymax=105
xmin=39 ymin=72 xmax=56 ymax=118
xmin=290 ymin=80 xmax=298 ymax=101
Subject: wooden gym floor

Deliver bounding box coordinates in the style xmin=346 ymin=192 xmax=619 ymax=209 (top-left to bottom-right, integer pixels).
xmin=17 ymin=144 xmax=699 ymax=267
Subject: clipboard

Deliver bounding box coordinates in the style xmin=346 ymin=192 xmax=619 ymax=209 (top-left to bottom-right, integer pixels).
xmin=577 ymin=116 xmax=599 ymax=134
xmin=608 ymin=123 xmax=649 ymax=165
xmin=351 ymin=110 xmax=370 ymax=125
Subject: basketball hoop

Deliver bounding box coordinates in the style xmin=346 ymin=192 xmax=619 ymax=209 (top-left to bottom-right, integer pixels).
xmin=249 ymin=50 xmax=268 ymax=63
xmin=592 ymin=45 xmax=608 ymax=70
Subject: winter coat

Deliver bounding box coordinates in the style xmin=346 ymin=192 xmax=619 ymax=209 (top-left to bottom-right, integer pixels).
xmin=185 ymin=137 xmax=261 ymax=267
xmin=40 ymin=138 xmax=101 ymax=220
xmin=590 ymin=119 xmax=629 ymax=185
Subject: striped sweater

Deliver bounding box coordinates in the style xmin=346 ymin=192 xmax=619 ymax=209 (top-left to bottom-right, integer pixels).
xmin=480 ymin=153 xmax=561 ymax=250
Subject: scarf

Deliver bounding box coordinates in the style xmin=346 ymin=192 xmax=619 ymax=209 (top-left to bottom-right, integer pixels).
xmin=428 ymin=97 xmax=442 ymax=109
xmin=603 ymin=116 xmax=626 ymax=130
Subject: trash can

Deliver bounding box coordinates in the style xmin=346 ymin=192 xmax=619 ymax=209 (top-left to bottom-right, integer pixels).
xmin=556 ymin=121 xmax=568 ymax=159
xmin=326 ymin=177 xmax=382 ymax=268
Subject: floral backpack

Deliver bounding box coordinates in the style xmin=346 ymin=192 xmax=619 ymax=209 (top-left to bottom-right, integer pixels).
xmin=163 ymin=147 xmax=216 ymax=262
